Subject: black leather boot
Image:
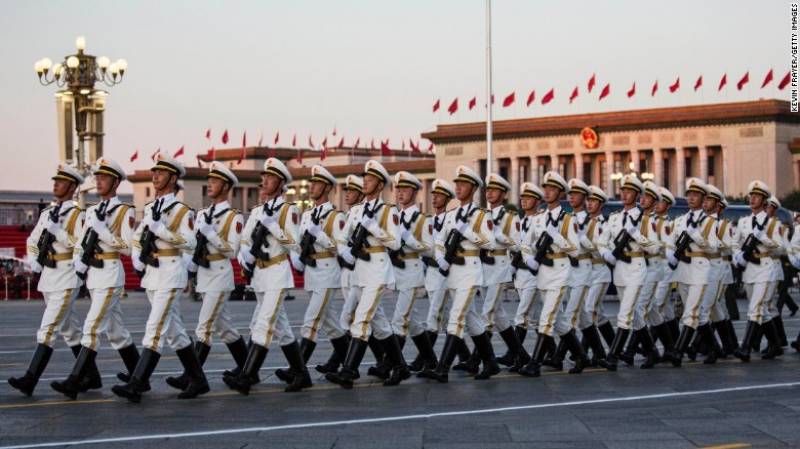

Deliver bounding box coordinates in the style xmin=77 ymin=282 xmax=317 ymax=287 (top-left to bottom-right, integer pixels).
xmin=115 ymin=344 xmax=150 ymax=392
xmin=698 ymin=324 xmax=720 ymax=365
xmin=638 ymin=329 xmax=659 ymax=369
xmin=316 ymin=334 xmax=350 ymax=374
xmin=472 ymin=332 xmax=501 ymax=380
xmin=175 ymin=345 xmax=210 ymax=399
xmin=227 ymin=336 xmax=249 ymax=373
xmin=761 ymin=319 xmax=784 ymax=360
xmin=51 ymin=346 xmax=100 ymax=400
xmin=455 ymin=337 xmax=472 ymax=363
xmin=166 ymin=341 xmax=211 ymax=391
xmin=618 ymin=329 xmax=640 ymax=367
xmin=408 ymin=332 xmax=438 ymax=372
xmin=773 ymin=316 xmax=788 ymax=347
xmin=275 ymin=338 xmax=315 ymax=384
xmin=724 ymin=320 xmax=739 ymax=356
xmin=599 ymin=328 xmax=630 ymax=372
xmin=597 ymin=321 xmax=616 ymax=347
xmin=382 ymin=335 xmax=411 ymax=386
xmin=713 ymin=321 xmax=734 ymax=357
xmin=366 ymin=335 xmax=391 ymax=379
xmin=667 ymin=318 xmax=680 ymax=343
xmin=654 ymin=323 xmax=679 ymax=365
xmin=672 ymin=325 xmax=696 ymax=367
xmin=496 ymin=326 xmax=523 ymax=367
xmin=452 ymin=345 xmax=481 ymax=375
xmin=282 ymin=341 xmax=313 ymax=392
xmin=325 ymin=337 xmax=368 ymax=389
xmin=111 ymin=349 xmax=161 ymax=403
xmin=733 ymin=321 xmax=758 ymax=362
xmin=510 ymin=326 xmax=532 ymax=372
xmin=581 ymin=325 xmax=606 ymax=367
xmin=519 ymin=333 xmax=551 ymax=377
xmin=418 ymin=334 xmax=459 ymax=383
xmin=545 ymin=337 xmax=568 ymax=371
xmin=223 ymin=338 xmax=252 ymax=378
xmin=223 ymin=343 xmax=268 ymax=395
xmin=8 ymin=344 xmax=53 ymax=397
xmin=67 ymin=345 xmax=101 ymax=393
xmin=562 ymin=330 xmax=587 ymax=374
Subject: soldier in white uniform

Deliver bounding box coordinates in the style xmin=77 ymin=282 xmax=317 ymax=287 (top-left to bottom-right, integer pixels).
xmin=419 ymin=165 xmax=500 ymax=383
xmin=164 ymin=162 xmax=248 ymax=392
xmin=223 ymin=158 xmax=311 ymax=394
xmin=576 ymin=185 xmax=611 ymax=365
xmin=764 ymin=196 xmax=789 ymax=351
xmin=326 ymin=160 xmax=410 ymax=389
xmin=650 ymin=188 xmax=680 ymax=345
xmin=667 ymin=178 xmax=721 ymax=366
xmin=50 ymin=159 xmax=139 ymax=399
xmin=112 ymin=155 xmax=208 ymax=402
xmin=9 ymin=164 xmax=91 ymax=397
xmin=274 ymin=165 xmax=349 ymax=385
xmin=518 ymin=172 xmax=584 ymax=377
xmin=389 ymin=171 xmax=438 ymax=372
xmin=787 ymin=212 xmax=800 ymax=351
xmin=509 ymin=182 xmax=544 ymax=371
xmin=597 ymin=175 xmax=662 ymax=371
xmin=733 ymin=181 xmax=785 ymax=361
xmin=481 ymin=174 xmax=524 ymax=371
xmin=708 ymin=195 xmax=740 ymax=357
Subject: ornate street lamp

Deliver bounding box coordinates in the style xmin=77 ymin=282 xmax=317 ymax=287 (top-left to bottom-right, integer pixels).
xmin=34 ymin=36 xmax=127 ymax=205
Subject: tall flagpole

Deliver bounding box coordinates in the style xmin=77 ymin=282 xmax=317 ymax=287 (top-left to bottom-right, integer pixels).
xmin=485 ymin=0 xmax=493 ymax=175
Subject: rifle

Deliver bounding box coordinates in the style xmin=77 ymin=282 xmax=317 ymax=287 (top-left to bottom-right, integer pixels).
xmin=36 ymin=203 xmax=63 ymax=269
xmin=439 ymin=228 xmax=465 ymax=276
xmin=79 ymin=201 xmax=110 ymax=278
xmin=191 ymin=207 xmax=214 ymax=270
xmin=299 ymin=212 xmax=321 ymax=268
xmin=611 ymin=229 xmax=633 ymax=264
xmin=243 ymin=221 xmax=270 ymax=282
xmin=740 ymin=234 xmax=762 ymax=265
xmin=422 ymin=255 xmax=439 ymax=269
xmin=350 ymin=205 xmax=380 ymax=262
xmin=137 ymin=200 xmax=164 ymax=276
xmin=672 ymin=231 xmax=692 ymax=267
xmin=511 ymin=250 xmax=535 ymax=275
xmin=533 ymin=232 xmax=554 ymax=268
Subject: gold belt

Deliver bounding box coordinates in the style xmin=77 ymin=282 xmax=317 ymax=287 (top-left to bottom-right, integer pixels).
xmin=489 ymin=249 xmax=508 ymax=257
xmin=153 ymin=248 xmax=181 ymax=257
xmin=576 ymin=254 xmax=592 ymax=261
xmin=400 ymin=252 xmax=421 ymax=260
xmin=706 ymin=253 xmax=721 ymax=260
xmin=546 ymin=252 xmax=568 ymax=260
xmin=205 ymin=253 xmax=227 ymax=262
xmin=310 ymin=251 xmax=335 ymax=260
xmin=722 ymin=256 xmax=732 ymax=261
xmin=753 ymin=252 xmax=773 ymax=259
xmin=645 ymin=254 xmax=662 ymax=260
xmin=685 ymin=251 xmax=709 ymax=258
xmin=365 ymin=247 xmax=387 ymax=253
xmin=592 ymin=257 xmax=605 ymax=264
xmin=255 ymin=253 xmax=289 ymax=269
xmin=456 ymin=250 xmax=480 ymax=257
xmin=94 ymin=252 xmax=121 ymax=260
xmin=624 ymin=251 xmax=644 ymax=258
xmin=48 ymin=251 xmax=74 ymax=262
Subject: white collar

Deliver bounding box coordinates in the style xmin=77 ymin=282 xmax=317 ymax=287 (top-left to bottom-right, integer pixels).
xmin=548 ymin=205 xmax=563 ymax=217
xmin=400 ymin=204 xmax=419 ymax=215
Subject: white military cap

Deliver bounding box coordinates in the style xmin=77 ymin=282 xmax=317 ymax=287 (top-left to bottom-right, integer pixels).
xmin=748 ymin=180 xmax=770 ymax=199
xmin=52 ymin=163 xmax=84 ymax=185
xmin=658 ymin=187 xmax=675 ymax=205
xmin=151 ymin=153 xmax=186 ymax=178
xmin=453 ymin=165 xmax=483 ymax=188
xmin=705 ymin=184 xmax=723 ymax=202
xmin=620 ymin=174 xmax=643 ymax=194
xmin=485 ymin=173 xmax=511 ymax=192
xmin=568 ymin=178 xmax=590 ymax=196
xmin=542 ymin=171 xmax=568 ymax=191
xmin=394 ymin=171 xmax=422 ymax=189
xmin=768 ymin=195 xmax=781 ymax=208
xmin=262 ymin=157 xmax=292 ymax=183
xmin=92 ymin=157 xmax=126 ymax=181
xmin=520 ymin=182 xmax=544 ymax=200
xmin=343 ymin=174 xmax=364 ymax=193
xmin=207 ymin=161 xmax=238 ymax=187
xmin=587 ymin=185 xmax=608 ymax=203
xmin=363 ymin=159 xmax=390 ymax=184
xmin=685 ymin=177 xmax=707 ymax=195
xmin=642 ymin=181 xmax=660 ymax=201
xmin=309 ymin=164 xmax=336 ymax=186
xmin=431 ymin=179 xmax=455 ymax=198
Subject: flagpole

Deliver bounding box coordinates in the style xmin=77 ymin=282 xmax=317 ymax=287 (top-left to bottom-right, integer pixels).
xmin=485 ymin=0 xmax=493 ymax=175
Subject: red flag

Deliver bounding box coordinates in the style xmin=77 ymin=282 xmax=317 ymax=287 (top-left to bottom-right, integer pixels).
xmin=411 ymin=140 xmax=421 ymax=153
xmin=447 ymin=98 xmax=458 ymax=115
xmin=669 ymin=77 xmax=680 ymax=93
xmin=432 ymin=99 xmax=440 ymax=112
xmin=694 ymin=75 xmax=703 ymax=91
xmin=296 ymin=148 xmax=303 ymax=164
xmin=627 ymin=82 xmax=636 ymax=98
xmin=718 ymin=73 xmax=727 ymax=91
xmin=569 ymin=87 xmax=579 ymax=104
xmin=370 ymin=138 xmax=376 ymax=151
xmin=587 ymin=73 xmax=596 ymax=93
xmin=320 ymin=136 xmax=327 ymax=149
xmin=526 ymin=90 xmax=536 ymax=107
xmin=779 ymin=71 xmax=791 ymax=90
xmin=320 ymin=140 xmax=328 ymax=161
xmin=150 ymin=148 xmax=161 ymax=161
xmin=129 ymin=150 xmax=139 ymax=162
xmin=599 ymin=83 xmax=610 ymax=101
xmin=401 ymin=139 xmax=406 ymax=151
xmin=491 ymin=94 xmax=495 ymax=104
xmin=761 ymin=69 xmax=774 ymax=88
xmin=308 ymin=135 xmax=315 ymax=149
xmin=273 ymin=131 xmax=280 ymax=145
xmin=195 ymin=154 xmax=203 ymax=168
xmin=541 ymin=88 xmax=554 ymax=105
xmin=651 ymin=80 xmax=658 ymax=96
xmin=173 ymin=145 xmax=184 ymax=158
xmin=221 ymin=129 xmax=229 ymax=144
xmin=468 ymin=96 xmax=477 ymax=110
xmin=427 ymin=142 xmax=435 ymax=153
xmin=204 ymin=129 xmax=211 ymax=140
xmin=337 ymin=137 xmax=344 ymax=149
xmin=291 ymin=133 xmax=297 ymax=147
xmin=332 ymin=126 xmax=337 ymax=136
xmin=380 ymin=140 xmax=391 ymax=157
xmin=737 ymin=71 xmax=749 ymax=90
xmin=353 ymin=137 xmax=360 ymax=149
xmin=238 ymin=132 xmax=246 ymax=164
xmin=207 ymin=147 xmax=215 ymax=161
xmin=502 ymin=92 xmax=515 ymax=107
xmin=257 ymin=132 xmax=263 ymax=147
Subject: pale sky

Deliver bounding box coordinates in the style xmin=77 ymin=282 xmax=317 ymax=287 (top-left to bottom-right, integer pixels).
xmin=0 ymin=0 xmax=788 ymax=193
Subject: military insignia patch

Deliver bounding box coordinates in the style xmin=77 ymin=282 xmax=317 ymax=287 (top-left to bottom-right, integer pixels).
xmin=393 ymin=214 xmax=399 ymax=225
xmin=129 ymin=216 xmax=135 ymax=229
xmin=486 ymin=219 xmax=493 ymax=230
xmin=188 ymin=218 xmax=194 ymax=230
xmin=236 ymin=221 xmax=243 ymax=234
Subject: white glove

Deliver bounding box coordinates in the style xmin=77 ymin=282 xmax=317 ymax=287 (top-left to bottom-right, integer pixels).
xmin=455 ymin=221 xmax=469 ymax=234
xmin=46 ymin=219 xmax=61 ymax=235
xmin=687 ymin=227 xmax=703 ymax=244
xmin=790 ymin=254 xmax=800 ymax=270
xmin=307 ymin=224 xmax=323 ymax=238
xmin=259 ymin=213 xmax=277 ymax=228
xmin=733 ymin=251 xmax=746 ymax=268
xmin=523 ymin=254 xmax=539 ymax=272
xmin=400 ymin=229 xmax=412 ymax=243
xmin=624 ymin=222 xmax=637 ymax=235
xmin=198 ymin=221 xmax=216 ymax=238
xmin=340 ymin=248 xmax=356 ymax=265
xmin=752 ymin=229 xmax=767 ymax=242
xmin=436 ymin=256 xmax=450 ymax=272
xmin=546 ymin=223 xmax=560 ymax=239
xmin=27 ymin=256 xmax=42 ymax=273
xmin=579 ymin=234 xmax=593 ymax=249
xmin=290 ymin=252 xmax=305 ymax=272
xmin=183 ymin=254 xmax=198 ymax=273
xmin=73 ymin=258 xmax=88 ymax=275
xmin=132 ymin=252 xmax=145 ymax=272
xmin=240 ymin=250 xmax=256 ymax=265
xmin=601 ymin=249 xmax=616 ymax=265
xmin=361 ymin=216 xmax=380 ymax=235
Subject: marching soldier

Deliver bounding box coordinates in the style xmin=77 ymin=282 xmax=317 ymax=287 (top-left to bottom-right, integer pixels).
xmin=112 ymin=154 xmax=208 ymax=402
xmin=761 ymin=196 xmax=789 ymax=353
xmin=390 ymin=171 xmax=438 ymax=372
xmin=326 ymin=160 xmax=409 ymax=389
xmin=668 ymin=178 xmax=720 ymax=366
xmin=419 ymin=165 xmax=500 ymax=382
xmin=274 ymin=165 xmax=349 ymax=384
xmin=223 ymin=158 xmax=311 ymax=394
xmin=518 ymin=171 xmax=583 ymax=377
xmin=164 ymin=162 xmax=248 ymax=392
xmin=707 ymin=194 xmax=740 ymax=357
xmin=576 ymin=185 xmax=611 ymax=365
xmin=482 ymin=174 xmax=524 ymax=370
xmin=510 ymin=182 xmax=544 ymax=370
xmin=733 ymin=181 xmax=785 ymax=361
xmin=597 ymin=174 xmax=662 ymax=371
xmin=9 ymin=164 xmax=92 ymax=396
xmin=51 ymin=158 xmax=139 ymax=399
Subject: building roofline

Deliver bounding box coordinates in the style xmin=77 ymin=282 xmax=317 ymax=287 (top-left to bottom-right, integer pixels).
xmin=197 ymin=146 xmax=434 ymax=163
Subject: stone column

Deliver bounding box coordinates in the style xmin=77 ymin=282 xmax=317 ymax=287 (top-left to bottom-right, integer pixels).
xmin=698 ymin=146 xmax=709 ymax=183
xmin=630 ymin=149 xmax=639 ymax=174
xmin=550 ymin=153 xmax=559 ymax=176
xmin=510 ymin=157 xmax=520 ymax=203
xmin=575 ymin=154 xmax=584 ymax=183
xmin=605 ymin=150 xmax=615 ymax=194
xmin=653 ymin=148 xmax=664 ymax=186
xmin=675 ymin=147 xmax=686 ymax=196
xmin=720 ymin=145 xmax=729 ymax=194
xmin=530 ymin=157 xmax=539 ymax=185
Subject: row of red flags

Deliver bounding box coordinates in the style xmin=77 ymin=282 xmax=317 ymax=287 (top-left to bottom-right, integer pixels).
xmin=433 ymin=69 xmax=790 ymax=114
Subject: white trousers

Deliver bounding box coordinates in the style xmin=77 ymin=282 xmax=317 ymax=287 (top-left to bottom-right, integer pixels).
xmin=578 ymin=282 xmax=609 ymax=329
xmin=555 ymin=285 xmax=587 ymax=336
xmin=480 ymin=283 xmax=512 ymax=333
xmin=514 ymin=287 xmax=540 ymax=330
xmin=80 ymin=287 xmax=133 ymax=351
xmin=302 ymin=288 xmax=346 ymax=342
xmin=677 ymin=283 xmax=708 ymax=329
xmin=339 ymin=286 xmax=360 ymax=331
xmin=37 ymin=288 xmax=82 ymax=348
xmin=616 ymin=285 xmax=646 ymax=331
xmin=251 ymin=289 xmax=295 ymax=347
xmin=537 ymin=287 xmax=568 ymax=337
xmin=195 ymin=290 xmax=240 ymax=345
xmin=392 ymin=286 xmax=427 ymax=337
xmin=744 ymin=282 xmax=777 ymax=324
xmin=142 ymin=289 xmax=192 ymax=353
xmin=349 ymin=285 xmax=392 ymax=341
xmin=446 ymin=287 xmax=486 ymax=338
xmin=425 ymin=287 xmax=449 ymax=333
